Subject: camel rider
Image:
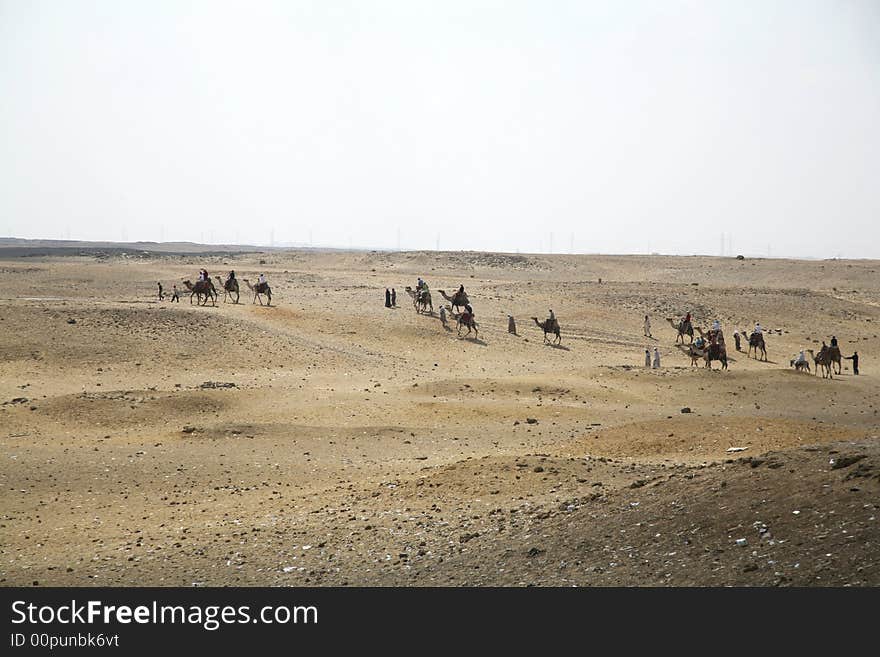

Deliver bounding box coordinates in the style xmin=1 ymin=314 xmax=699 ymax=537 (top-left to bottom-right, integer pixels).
xmin=457 ymin=284 xmax=465 ymax=304
xmin=548 ymin=309 xmax=556 ymax=331
xmin=258 ymin=273 xmax=267 ymax=291
xmin=796 ymin=349 xmax=807 ymax=365
xmin=830 ymin=335 xmax=838 ymax=348
xmin=227 ymin=270 xmax=236 ymax=282
xmin=417 ymin=278 xmax=425 ymax=292
xmin=710 ymin=319 xmax=723 ymax=345
xmin=754 ymin=322 xmax=762 ymax=335
xmin=464 ymin=303 xmax=474 ymax=319
xmin=199 ymin=269 xmax=209 ymax=283
xmin=695 ymin=335 xmax=705 ymax=349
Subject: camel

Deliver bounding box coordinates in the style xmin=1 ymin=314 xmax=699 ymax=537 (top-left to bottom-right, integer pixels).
xmin=685 ymin=343 xmax=728 ymax=370
xmin=214 ymin=276 xmax=240 ymax=304
xmin=531 ymin=317 xmax=561 ymax=345
xmin=827 ymin=345 xmax=842 ymax=375
xmin=747 ymin=332 xmax=767 ymax=361
xmin=703 ymin=343 xmax=728 ymax=370
xmin=790 ymin=356 xmax=810 ymax=373
xmin=456 ymin=310 xmax=478 ymax=338
xmin=666 ymin=317 xmax=693 ymax=344
xmin=437 ymin=289 xmax=469 ymax=313
xmin=808 ymin=348 xmax=834 ymax=379
xmin=242 ymin=279 xmax=272 ymax=306
xmin=685 ymin=344 xmax=704 ymax=367
xmin=404 ymin=286 xmax=419 ymax=308
xmin=182 ymin=279 xmax=216 ymax=306
xmin=405 ymin=286 xmax=433 ymax=314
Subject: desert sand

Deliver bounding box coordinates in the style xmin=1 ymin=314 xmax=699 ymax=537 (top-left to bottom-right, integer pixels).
xmin=1 ymin=246 xmax=878 ymax=586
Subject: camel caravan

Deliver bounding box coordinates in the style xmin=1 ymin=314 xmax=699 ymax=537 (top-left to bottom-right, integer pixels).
xmin=409 ymin=279 xmax=479 ymax=338
xmin=668 ymin=310 xmax=851 ymax=380
xmin=175 ymin=269 xmax=272 ymax=307
xmin=670 ymin=312 xmax=771 ymax=371
xmin=169 ymin=268 xmax=854 ymax=379
xmin=402 ymin=277 xmax=570 ymax=346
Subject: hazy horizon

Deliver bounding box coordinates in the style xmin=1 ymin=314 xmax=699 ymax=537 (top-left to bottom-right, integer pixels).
xmin=2 ymin=1 xmax=879 ymax=258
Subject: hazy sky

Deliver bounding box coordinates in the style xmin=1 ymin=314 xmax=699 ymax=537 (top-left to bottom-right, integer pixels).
xmin=2 ymin=1 xmax=878 ymax=257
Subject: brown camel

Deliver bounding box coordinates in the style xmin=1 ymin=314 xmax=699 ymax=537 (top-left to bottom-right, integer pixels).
xmin=456 ymin=310 xmax=478 ymax=338
xmin=531 ymin=317 xmax=561 ymax=345
xmin=242 ymin=279 xmax=272 ymax=306
xmin=703 ymin=342 xmax=728 ymax=370
xmin=747 ymin=332 xmax=767 ymax=361
xmin=182 ymin=279 xmax=216 ymax=306
xmin=808 ymin=348 xmax=834 ymax=379
xmin=827 ymin=345 xmax=842 ymax=375
xmin=404 ymin=286 xmax=433 ymax=314
xmin=666 ymin=317 xmax=694 ymax=344
xmin=437 ymin=289 xmax=469 ymax=312
xmin=684 ymin=343 xmax=728 ymax=369
xmin=215 ymin=276 xmax=240 ymax=304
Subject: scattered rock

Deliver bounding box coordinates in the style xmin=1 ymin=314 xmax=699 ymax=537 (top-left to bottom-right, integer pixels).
xmin=681 ymin=407 xmax=692 ymax=414
xmin=831 ymin=454 xmax=867 ymax=470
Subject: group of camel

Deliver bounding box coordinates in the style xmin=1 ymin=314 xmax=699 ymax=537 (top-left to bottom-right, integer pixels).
xmin=666 ymin=317 xmax=766 ymax=371
xmin=404 ymin=286 xmax=479 ymax=337
xmin=804 ymin=345 xmax=842 ymax=379
xmin=665 ymin=316 xmax=843 ymax=379
xmin=181 ymin=277 xmax=272 ymax=307
xmin=788 ymin=346 xmax=841 ymax=378
xmin=404 ymin=284 xmax=561 ymax=344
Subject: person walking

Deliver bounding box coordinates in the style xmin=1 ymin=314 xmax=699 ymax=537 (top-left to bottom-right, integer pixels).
xmin=844 ymin=351 xmax=859 ymax=375
xmin=171 ymin=284 xmax=180 ymax=302
xmin=733 ymin=330 xmax=741 ymax=351
xmin=439 ymin=305 xmax=447 ymax=327
xmin=643 ymin=315 xmax=652 ymax=338
xmin=385 ymin=288 xmax=391 ymax=308
xmin=157 ymin=282 xmax=164 ymax=301
xmin=391 ymin=288 xmax=397 ymax=307
xmin=652 ymin=347 xmax=661 ymax=369
xmin=645 ymin=348 xmax=651 ymax=368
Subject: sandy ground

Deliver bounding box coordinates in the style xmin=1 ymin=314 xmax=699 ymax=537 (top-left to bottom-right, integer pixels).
xmin=1 ymin=248 xmax=878 ymax=586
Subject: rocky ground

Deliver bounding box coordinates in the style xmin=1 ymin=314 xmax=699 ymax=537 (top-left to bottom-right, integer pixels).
xmin=1 ymin=248 xmax=878 ymax=586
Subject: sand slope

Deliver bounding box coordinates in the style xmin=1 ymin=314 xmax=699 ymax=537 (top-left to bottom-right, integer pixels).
xmin=1 ymin=250 xmax=878 ymax=586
